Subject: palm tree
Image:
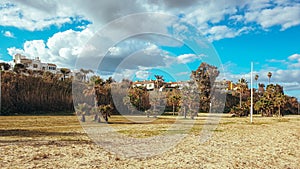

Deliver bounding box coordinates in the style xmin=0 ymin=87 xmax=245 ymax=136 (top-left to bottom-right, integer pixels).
xmin=154 ymin=75 xmax=164 ymax=89
xmin=180 ymin=81 xmax=199 ymax=119
xmin=255 ymin=74 xmax=259 ymax=89
xmin=191 ymin=62 xmax=219 ymax=113
xmin=0 ymin=62 xmax=10 ymax=70
xmin=267 ymin=72 xmax=272 ymax=84
xmin=254 ymin=100 xmax=264 ymax=115
xmin=90 ymin=106 xmax=100 ymax=122
xmin=167 ymin=91 xmax=181 ymax=115
xmin=237 ymin=78 xmax=248 ymax=108
xmin=80 ymin=68 xmax=94 ymax=82
xmin=99 ymin=104 xmax=113 ymax=122
xmin=149 ymin=90 xmax=165 ymax=117
xmin=274 ymin=94 xmax=287 ymax=116
xmin=60 ymin=68 xmax=71 ymax=81
xmin=76 ymin=103 xmax=91 ymax=122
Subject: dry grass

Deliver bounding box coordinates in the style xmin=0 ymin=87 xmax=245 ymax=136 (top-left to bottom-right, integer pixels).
xmin=0 ymin=114 xmax=299 ymax=168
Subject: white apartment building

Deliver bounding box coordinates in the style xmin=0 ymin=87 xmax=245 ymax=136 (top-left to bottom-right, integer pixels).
xmin=13 ymin=53 xmax=57 ymax=73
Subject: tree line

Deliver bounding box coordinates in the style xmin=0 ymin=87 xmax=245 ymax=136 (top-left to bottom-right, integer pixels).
xmin=0 ymin=62 xmax=299 ymax=119
xmin=1 ymin=70 xmax=73 ymax=115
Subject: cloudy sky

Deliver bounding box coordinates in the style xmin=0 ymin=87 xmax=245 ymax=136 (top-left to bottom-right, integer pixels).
xmin=0 ymin=0 xmax=300 ymax=98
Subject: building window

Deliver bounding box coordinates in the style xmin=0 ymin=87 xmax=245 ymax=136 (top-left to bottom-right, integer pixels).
xmin=48 ymin=66 xmax=56 ymax=70
xmin=33 ymin=64 xmax=38 ymax=68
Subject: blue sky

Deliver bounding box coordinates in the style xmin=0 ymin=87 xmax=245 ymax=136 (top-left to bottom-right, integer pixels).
xmin=0 ymin=0 xmax=299 ymax=99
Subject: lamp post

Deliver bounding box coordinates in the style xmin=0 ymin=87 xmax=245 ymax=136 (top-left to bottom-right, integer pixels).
xmin=250 ymin=62 xmax=253 ymax=123
xmin=0 ymin=70 xmax=1 ymax=115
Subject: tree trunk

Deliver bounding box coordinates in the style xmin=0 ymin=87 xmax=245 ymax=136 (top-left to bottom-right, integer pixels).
xmin=240 ymin=92 xmax=242 ymax=108
xmin=172 ymin=104 xmax=175 ymax=116
xmin=94 ymin=114 xmax=98 ymax=121
xmin=81 ymin=114 xmax=85 ymax=122
xmin=104 ymin=114 xmax=108 ymax=122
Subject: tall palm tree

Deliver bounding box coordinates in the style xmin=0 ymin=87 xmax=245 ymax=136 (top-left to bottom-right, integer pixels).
xmin=255 ymin=74 xmax=259 ymax=89
xmin=267 ymin=72 xmax=272 ymax=84
xmin=167 ymin=91 xmax=181 ymax=115
xmin=274 ymin=94 xmax=287 ymax=116
xmin=154 ymin=75 xmax=164 ymax=89
xmin=80 ymin=68 xmax=94 ymax=82
xmin=60 ymin=68 xmax=70 ymax=81
xmin=237 ymin=78 xmax=248 ymax=108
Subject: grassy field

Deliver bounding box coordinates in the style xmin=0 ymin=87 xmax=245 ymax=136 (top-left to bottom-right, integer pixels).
xmin=0 ymin=114 xmax=299 ymax=168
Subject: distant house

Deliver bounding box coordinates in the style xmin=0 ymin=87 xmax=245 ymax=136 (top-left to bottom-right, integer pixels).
xmin=13 ymin=53 xmax=57 ymax=73
xmin=131 ymin=80 xmax=184 ymax=92
xmin=213 ymin=80 xmax=226 ymax=91
xmin=132 ymin=80 xmax=155 ymax=91
xmin=160 ymin=82 xmax=184 ymax=92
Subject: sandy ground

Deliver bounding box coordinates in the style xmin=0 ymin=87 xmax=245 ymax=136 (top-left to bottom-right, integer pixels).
xmin=0 ymin=115 xmax=299 ymax=169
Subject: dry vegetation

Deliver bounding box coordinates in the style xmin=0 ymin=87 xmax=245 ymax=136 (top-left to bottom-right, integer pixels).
xmin=0 ymin=114 xmax=299 ymax=168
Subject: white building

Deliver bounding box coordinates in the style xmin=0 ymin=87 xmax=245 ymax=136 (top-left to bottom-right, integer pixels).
xmin=132 ymin=80 xmax=155 ymax=91
xmin=13 ymin=53 xmax=58 ymax=73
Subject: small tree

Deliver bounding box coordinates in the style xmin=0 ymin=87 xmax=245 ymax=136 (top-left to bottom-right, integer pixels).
xmin=99 ymin=104 xmax=113 ymax=122
xmin=90 ymin=106 xmax=101 ymax=122
xmin=148 ymin=90 xmax=166 ymax=117
xmin=274 ymin=94 xmax=287 ymax=116
xmin=76 ymin=103 xmax=91 ymax=122
xmin=167 ymin=91 xmax=181 ymax=115
xmin=180 ymin=81 xmax=199 ymax=119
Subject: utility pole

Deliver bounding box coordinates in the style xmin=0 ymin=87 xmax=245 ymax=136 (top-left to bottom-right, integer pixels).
xmin=250 ymin=62 xmax=253 ymax=123
xmin=0 ymin=70 xmax=1 ymax=115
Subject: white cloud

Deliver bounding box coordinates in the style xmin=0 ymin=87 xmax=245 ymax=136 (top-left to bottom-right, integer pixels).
xmin=206 ymin=26 xmax=252 ymax=41
xmin=245 ymin=4 xmax=300 ymax=30
xmin=108 ymin=47 xmax=121 ymax=56
xmin=287 ymin=54 xmax=300 ymax=68
xmin=7 ymin=28 xmax=93 ymax=68
xmin=3 ymin=31 xmax=14 ymax=38
xmin=185 ymin=1 xmax=239 ymax=26
xmin=176 ymin=71 xmax=189 ymax=76
xmin=229 ymin=15 xmax=244 ymax=23
xmin=1 ymin=0 xmax=299 ymax=41
xmin=246 ymin=0 xmax=272 ymax=11
xmin=0 ymin=1 xmax=73 ymax=31
xmin=288 ymin=54 xmax=300 ymax=60
xmin=143 ymin=44 xmax=161 ymax=55
xmin=135 ymin=70 xmax=150 ymax=79
xmin=176 ymin=54 xmax=203 ymax=64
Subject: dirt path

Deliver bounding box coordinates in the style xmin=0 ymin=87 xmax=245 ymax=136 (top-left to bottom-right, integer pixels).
xmin=0 ymin=115 xmax=299 ymax=168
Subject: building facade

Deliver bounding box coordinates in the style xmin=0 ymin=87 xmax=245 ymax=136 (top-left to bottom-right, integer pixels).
xmin=13 ymin=53 xmax=57 ymax=73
